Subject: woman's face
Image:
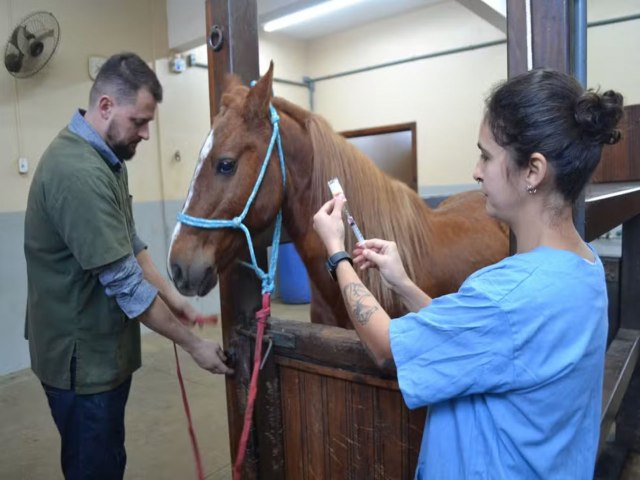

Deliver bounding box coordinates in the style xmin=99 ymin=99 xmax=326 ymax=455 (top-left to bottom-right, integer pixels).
xmin=473 ymin=119 xmax=526 ymax=223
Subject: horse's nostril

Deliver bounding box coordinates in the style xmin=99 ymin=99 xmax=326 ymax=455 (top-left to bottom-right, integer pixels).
xmin=197 ymin=267 xmax=215 ymax=297
xmin=171 ymin=263 xmax=184 ymax=286
xmin=203 ymin=267 xmax=213 ymax=285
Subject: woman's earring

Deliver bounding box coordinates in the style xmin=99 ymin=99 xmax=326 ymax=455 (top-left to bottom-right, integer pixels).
xmin=526 ymin=184 xmax=537 ymax=195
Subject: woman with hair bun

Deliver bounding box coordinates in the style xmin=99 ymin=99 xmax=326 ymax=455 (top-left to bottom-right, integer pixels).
xmin=312 ymin=68 xmax=624 ymax=479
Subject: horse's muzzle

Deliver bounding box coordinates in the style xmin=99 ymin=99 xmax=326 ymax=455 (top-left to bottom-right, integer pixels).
xmin=170 ymin=260 xmax=218 ymax=297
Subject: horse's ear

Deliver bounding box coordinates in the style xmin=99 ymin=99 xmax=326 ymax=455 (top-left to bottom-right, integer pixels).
xmin=244 ymin=61 xmax=274 ymax=123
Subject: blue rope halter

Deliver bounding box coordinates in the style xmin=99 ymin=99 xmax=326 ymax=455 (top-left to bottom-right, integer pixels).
xmin=176 ymin=99 xmax=286 ymax=295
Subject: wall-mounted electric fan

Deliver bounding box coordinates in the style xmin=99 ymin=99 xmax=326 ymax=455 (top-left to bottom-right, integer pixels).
xmin=4 ymin=11 xmax=60 ymax=78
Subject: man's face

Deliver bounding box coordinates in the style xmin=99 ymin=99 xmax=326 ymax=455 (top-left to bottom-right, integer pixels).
xmin=105 ymin=88 xmax=156 ymax=160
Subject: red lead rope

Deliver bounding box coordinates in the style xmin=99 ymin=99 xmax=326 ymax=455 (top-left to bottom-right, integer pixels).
xmin=174 ymin=342 xmax=206 ymax=480
xmin=174 ymin=294 xmax=271 ymax=480
xmin=232 ymin=293 xmax=271 ymax=480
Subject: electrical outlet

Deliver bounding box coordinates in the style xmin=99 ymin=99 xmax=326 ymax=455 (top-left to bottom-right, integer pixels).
xmin=18 ymin=157 xmax=29 ymax=174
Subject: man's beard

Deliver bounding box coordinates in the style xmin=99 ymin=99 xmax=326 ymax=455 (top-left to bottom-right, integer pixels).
xmin=110 ymin=142 xmax=137 ymax=161
xmin=106 ymin=124 xmax=138 ymax=161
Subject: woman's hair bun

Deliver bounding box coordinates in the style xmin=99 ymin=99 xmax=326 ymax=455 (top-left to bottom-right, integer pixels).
xmin=574 ymin=89 xmax=624 ymax=145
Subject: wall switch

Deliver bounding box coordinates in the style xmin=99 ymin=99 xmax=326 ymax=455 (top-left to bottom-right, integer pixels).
xmin=18 ymin=157 xmax=29 ymax=174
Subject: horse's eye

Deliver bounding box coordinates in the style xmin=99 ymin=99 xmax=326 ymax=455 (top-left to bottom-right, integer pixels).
xmin=215 ymin=158 xmax=237 ymax=175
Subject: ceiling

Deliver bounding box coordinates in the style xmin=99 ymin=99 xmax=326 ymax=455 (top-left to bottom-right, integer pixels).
xmin=166 ymin=0 xmax=505 ymax=52
xmin=256 ymin=0 xmax=445 ymax=40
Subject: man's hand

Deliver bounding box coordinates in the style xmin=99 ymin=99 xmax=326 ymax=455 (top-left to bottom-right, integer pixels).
xmin=166 ymin=293 xmax=218 ymax=328
xmin=190 ymin=338 xmax=234 ymax=375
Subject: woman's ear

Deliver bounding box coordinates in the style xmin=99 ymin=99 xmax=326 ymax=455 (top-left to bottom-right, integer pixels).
xmin=525 ymin=152 xmax=548 ymax=191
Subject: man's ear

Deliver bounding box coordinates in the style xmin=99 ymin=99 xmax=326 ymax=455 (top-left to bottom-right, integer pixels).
xmin=243 ymin=61 xmax=274 ymax=124
xmin=525 ymin=152 xmax=548 ymax=190
xmin=97 ymin=95 xmax=114 ymax=120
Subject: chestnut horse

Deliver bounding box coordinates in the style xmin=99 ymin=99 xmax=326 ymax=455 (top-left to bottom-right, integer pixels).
xmin=168 ymin=64 xmax=508 ymax=328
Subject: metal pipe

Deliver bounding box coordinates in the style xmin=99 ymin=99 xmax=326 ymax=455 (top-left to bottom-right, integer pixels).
xmin=588 ymin=13 xmax=640 ymax=28
xmin=193 ymin=61 xmax=308 ymax=87
xmin=574 ymin=0 xmax=587 ymax=86
xmin=273 ymin=77 xmax=308 ymax=87
xmin=304 ymin=77 xmax=315 ymax=112
xmin=572 ymin=0 xmax=588 ymax=238
xmin=312 ymin=39 xmax=506 ymax=82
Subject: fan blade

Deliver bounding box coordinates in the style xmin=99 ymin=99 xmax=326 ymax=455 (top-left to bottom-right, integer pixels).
xmin=4 ymin=52 xmax=23 ymax=73
xmin=33 ymin=29 xmax=55 ymax=43
xmin=10 ymin=25 xmax=33 ymax=55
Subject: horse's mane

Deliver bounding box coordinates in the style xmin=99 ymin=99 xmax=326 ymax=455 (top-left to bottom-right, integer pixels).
xmin=275 ymin=100 xmax=434 ymax=317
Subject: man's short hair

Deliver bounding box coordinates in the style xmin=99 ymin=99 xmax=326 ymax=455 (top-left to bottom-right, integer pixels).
xmin=89 ymin=52 xmax=163 ymax=106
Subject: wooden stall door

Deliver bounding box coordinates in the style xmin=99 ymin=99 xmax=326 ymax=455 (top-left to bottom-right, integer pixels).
xmin=251 ymin=319 xmax=426 ymax=479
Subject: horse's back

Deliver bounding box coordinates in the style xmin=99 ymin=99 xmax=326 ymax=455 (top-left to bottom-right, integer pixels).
xmin=417 ymin=189 xmax=509 ymax=296
xmin=434 ymin=190 xmax=508 ymax=234
xmin=434 ymin=189 xmax=486 ymax=212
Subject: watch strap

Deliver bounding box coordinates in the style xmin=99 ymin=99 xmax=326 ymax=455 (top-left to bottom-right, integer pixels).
xmin=326 ymin=251 xmax=353 ymax=281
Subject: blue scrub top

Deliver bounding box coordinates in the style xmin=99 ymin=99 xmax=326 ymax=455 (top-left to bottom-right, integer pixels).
xmin=390 ymin=246 xmax=607 ymax=479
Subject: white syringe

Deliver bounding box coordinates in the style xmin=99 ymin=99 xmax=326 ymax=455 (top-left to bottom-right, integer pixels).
xmin=327 ymin=177 xmax=366 ymax=244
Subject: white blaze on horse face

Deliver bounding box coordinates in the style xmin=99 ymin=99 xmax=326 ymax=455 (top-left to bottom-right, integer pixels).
xmin=169 ymin=128 xmax=215 ymax=262
xmin=185 ymin=128 xmax=215 ymax=213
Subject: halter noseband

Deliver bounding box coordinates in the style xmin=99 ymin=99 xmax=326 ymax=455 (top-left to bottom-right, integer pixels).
xmin=176 ymin=100 xmax=286 ymax=295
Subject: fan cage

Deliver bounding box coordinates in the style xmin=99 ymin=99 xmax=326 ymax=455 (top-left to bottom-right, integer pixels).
xmin=4 ymin=11 xmax=60 ymax=78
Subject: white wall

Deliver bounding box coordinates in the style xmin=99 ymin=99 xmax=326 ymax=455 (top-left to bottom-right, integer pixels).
xmin=308 ymin=1 xmax=506 ymax=187
xmin=166 ymin=0 xmax=206 ymax=51
xmin=260 ymin=32 xmax=310 ymax=108
xmin=588 ymin=3 xmax=640 ymax=105
xmin=0 ymin=0 xmax=203 ymax=376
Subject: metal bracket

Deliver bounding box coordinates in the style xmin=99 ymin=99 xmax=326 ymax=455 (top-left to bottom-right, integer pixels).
xmin=208 ymin=25 xmax=224 ymax=52
xmin=237 ymin=326 xmax=296 ymax=349
xmin=267 ymin=329 xmax=296 ymax=348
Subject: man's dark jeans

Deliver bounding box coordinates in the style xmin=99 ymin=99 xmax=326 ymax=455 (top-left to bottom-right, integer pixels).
xmin=41 ymin=358 xmax=132 ymax=480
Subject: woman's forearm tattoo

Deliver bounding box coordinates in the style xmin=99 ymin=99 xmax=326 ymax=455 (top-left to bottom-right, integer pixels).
xmin=343 ymin=283 xmax=379 ymax=325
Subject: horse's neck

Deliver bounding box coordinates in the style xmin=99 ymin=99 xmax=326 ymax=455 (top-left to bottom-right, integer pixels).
xmin=276 ymin=104 xmax=316 ymax=242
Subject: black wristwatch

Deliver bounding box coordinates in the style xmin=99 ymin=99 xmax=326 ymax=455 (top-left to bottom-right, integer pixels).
xmin=325 ymin=251 xmax=353 ymax=281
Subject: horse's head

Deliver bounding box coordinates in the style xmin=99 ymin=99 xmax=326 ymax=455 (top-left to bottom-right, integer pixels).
xmin=168 ymin=63 xmax=285 ymax=296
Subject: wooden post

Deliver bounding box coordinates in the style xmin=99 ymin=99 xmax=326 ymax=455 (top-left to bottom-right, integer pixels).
xmin=616 ymin=213 xmax=640 ymax=450
xmin=204 ymin=1 xmax=262 ymax=478
xmin=506 ymin=0 xmax=581 ymax=245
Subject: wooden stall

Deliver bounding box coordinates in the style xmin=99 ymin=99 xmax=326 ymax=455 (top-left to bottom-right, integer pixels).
xmin=203 ymin=0 xmax=640 ymax=478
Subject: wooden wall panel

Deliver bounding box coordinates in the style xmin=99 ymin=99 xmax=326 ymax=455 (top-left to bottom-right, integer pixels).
xmin=350 ymin=383 xmax=375 ymax=478
xmin=593 ymin=105 xmax=640 ymax=183
xmin=277 ymin=358 xmax=426 ymax=479
xmin=280 ymin=366 xmax=304 ymax=478
xmin=325 ymin=377 xmax=350 ymax=478
xmin=303 ymin=373 xmax=327 ymax=478
xmin=376 ymin=387 xmax=406 ymax=478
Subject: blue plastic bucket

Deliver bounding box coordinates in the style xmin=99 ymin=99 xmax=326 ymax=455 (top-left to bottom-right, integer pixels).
xmin=277 ymin=243 xmax=311 ymax=304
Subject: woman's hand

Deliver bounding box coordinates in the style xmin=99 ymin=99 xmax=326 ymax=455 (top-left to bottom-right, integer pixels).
xmin=313 ymin=195 xmax=347 ymax=255
xmin=353 ymin=238 xmax=410 ymax=291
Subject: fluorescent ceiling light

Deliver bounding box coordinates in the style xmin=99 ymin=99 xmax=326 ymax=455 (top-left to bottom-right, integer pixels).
xmin=263 ymin=0 xmax=366 ymax=32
